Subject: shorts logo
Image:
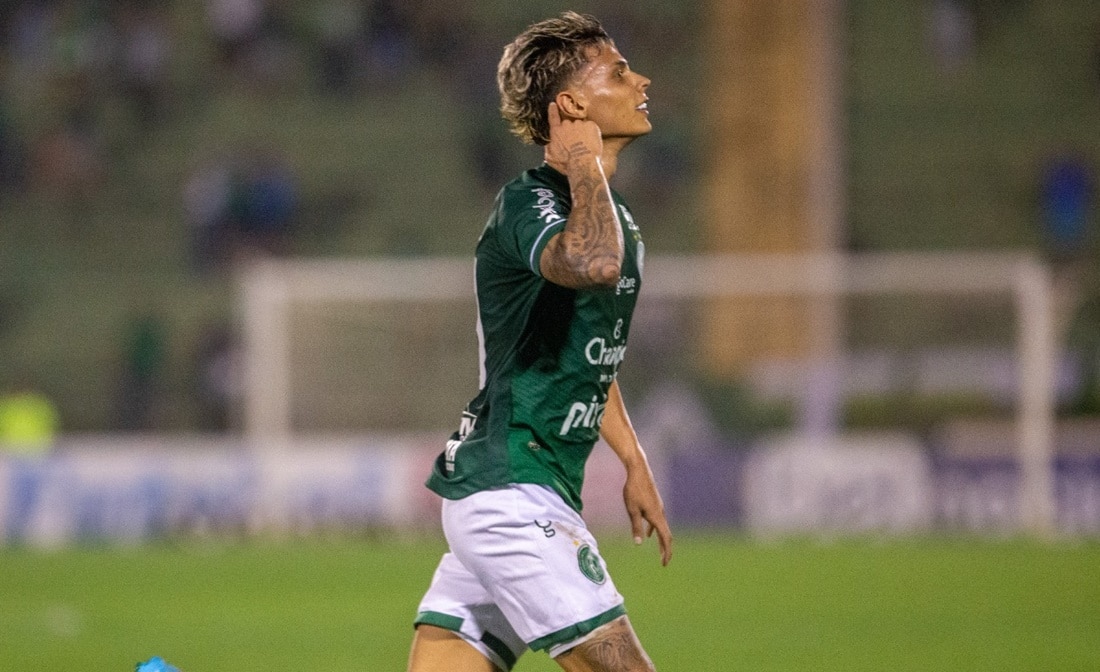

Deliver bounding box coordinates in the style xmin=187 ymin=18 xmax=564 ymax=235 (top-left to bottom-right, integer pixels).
xmin=577 ymin=544 xmax=606 ymax=584
xmin=534 ymin=520 xmax=556 ymax=538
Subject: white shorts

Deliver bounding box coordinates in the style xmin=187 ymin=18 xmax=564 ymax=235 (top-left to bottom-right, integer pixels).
xmin=414 ymin=483 xmax=626 ymax=669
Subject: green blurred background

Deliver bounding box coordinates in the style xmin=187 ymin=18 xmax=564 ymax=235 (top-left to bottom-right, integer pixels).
xmin=1 ymin=0 xmax=1098 ymax=434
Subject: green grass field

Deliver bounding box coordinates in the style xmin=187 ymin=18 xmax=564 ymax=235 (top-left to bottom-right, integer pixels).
xmin=2 ymin=533 xmax=1098 ymax=671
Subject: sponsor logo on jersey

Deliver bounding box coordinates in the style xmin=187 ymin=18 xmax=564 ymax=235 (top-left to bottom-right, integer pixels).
xmin=444 ymin=439 xmax=460 ymax=474
xmin=618 ymin=204 xmax=639 ymax=232
xmin=585 ymin=337 xmax=628 ymax=366
xmin=444 ymin=410 xmax=478 ymax=474
xmin=577 ymin=544 xmax=607 ymax=584
xmin=560 ymin=395 xmax=606 ymax=436
xmin=532 ymin=188 xmax=565 ymax=227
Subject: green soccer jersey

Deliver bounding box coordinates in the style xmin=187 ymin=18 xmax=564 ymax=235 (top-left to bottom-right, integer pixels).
xmin=425 ymin=163 xmax=645 ymax=512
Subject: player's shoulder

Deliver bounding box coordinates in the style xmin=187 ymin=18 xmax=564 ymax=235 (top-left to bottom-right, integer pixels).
xmin=478 ymin=167 xmax=568 ymax=272
xmin=499 ymin=164 xmax=569 ymax=205
xmin=484 ymin=165 xmax=568 ymax=236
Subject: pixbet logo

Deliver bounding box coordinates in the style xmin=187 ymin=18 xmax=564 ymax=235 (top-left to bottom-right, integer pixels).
xmin=559 ymin=395 xmax=606 ymax=436
xmin=532 ymin=188 xmax=564 ymax=227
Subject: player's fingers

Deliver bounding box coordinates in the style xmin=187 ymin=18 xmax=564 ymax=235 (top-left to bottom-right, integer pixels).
xmin=646 ymin=512 xmax=673 ymax=565
xmin=655 ymin=519 xmax=673 ymax=566
xmin=629 ymin=509 xmax=646 ymax=545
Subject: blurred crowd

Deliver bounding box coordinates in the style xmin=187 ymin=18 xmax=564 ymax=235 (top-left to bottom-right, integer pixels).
xmin=0 ymin=1 xmax=1096 ymax=436
xmin=0 ymin=0 xmax=696 ymax=433
xmin=0 ymin=0 xmax=693 ymax=261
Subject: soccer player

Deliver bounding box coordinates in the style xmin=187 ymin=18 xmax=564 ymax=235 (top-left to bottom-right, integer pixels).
xmin=408 ymin=12 xmax=672 ymax=672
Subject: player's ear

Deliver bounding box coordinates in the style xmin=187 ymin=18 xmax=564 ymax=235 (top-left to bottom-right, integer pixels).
xmin=554 ymin=90 xmax=587 ymax=120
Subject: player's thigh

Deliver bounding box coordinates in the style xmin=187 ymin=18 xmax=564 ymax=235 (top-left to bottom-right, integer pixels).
xmin=552 ymin=616 xmax=655 ymax=672
xmin=408 ymin=625 xmax=503 ymax=672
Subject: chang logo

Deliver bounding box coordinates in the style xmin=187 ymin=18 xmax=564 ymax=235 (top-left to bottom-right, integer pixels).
xmin=584 ymin=337 xmax=628 ymax=367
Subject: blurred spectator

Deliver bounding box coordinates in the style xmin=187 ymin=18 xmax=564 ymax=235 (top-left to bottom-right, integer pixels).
xmin=206 ymin=0 xmax=297 ymax=91
xmin=0 ymin=378 xmax=58 ymax=456
xmin=184 ymin=155 xmax=233 ymax=273
xmin=242 ymin=4 xmax=299 ymax=92
xmin=28 ymin=118 xmax=104 ymax=214
xmin=206 ymin=0 xmax=266 ymax=72
xmin=364 ymin=0 xmax=415 ymax=90
xmin=1039 ymin=153 xmax=1094 ymax=264
xmin=116 ymin=313 xmax=166 ymax=431
xmin=5 ymin=3 xmax=54 ymax=73
xmin=927 ymin=0 xmax=974 ymax=73
xmin=116 ymin=5 xmax=172 ymax=130
xmin=186 ymin=147 xmax=299 ymax=268
xmin=309 ymin=0 xmax=366 ymax=96
xmin=230 ymin=149 xmax=299 ymax=258
xmin=193 ymin=323 xmax=241 ymax=432
xmin=49 ymin=2 xmax=116 ymax=130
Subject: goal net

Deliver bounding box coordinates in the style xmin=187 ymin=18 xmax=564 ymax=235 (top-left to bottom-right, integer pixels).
xmin=236 ymin=252 xmax=1058 ymax=533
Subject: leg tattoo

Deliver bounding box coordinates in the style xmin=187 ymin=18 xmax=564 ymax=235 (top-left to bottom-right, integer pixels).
xmin=555 ymin=617 xmax=655 ymax=672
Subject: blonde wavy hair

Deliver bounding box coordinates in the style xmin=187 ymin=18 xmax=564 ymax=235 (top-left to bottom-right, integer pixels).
xmin=497 ymin=12 xmax=611 ymax=146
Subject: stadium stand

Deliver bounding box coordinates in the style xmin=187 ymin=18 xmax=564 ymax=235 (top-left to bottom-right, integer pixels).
xmin=0 ymin=0 xmax=1097 ymax=434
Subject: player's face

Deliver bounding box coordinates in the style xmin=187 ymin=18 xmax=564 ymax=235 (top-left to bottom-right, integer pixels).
xmin=570 ymin=43 xmax=651 ymax=141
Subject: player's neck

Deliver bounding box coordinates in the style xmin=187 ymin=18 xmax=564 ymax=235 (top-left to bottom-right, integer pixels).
xmin=544 ymin=142 xmax=624 ymax=180
xmin=599 ymin=137 xmax=632 ymax=179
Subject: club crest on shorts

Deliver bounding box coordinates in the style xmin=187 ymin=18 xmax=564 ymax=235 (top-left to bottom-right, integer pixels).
xmin=577 ymin=544 xmax=606 ymax=584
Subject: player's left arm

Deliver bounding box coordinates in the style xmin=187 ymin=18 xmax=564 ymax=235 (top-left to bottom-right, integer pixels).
xmin=600 ymin=379 xmax=673 ymax=566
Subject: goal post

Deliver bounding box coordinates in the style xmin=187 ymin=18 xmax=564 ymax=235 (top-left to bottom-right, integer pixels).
xmin=239 ymin=257 xmax=476 ymax=441
xmin=237 ymin=251 xmax=1057 ymax=535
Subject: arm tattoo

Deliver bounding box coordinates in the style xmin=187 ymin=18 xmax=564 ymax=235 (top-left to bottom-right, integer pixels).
xmin=542 ymin=163 xmax=624 ymax=289
xmin=568 ymin=142 xmax=593 ymax=159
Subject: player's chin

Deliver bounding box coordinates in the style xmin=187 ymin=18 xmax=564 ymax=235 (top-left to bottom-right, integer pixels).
xmin=608 ymin=122 xmax=652 ymax=143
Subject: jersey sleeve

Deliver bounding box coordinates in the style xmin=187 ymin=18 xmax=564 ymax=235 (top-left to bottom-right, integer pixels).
xmin=498 ymin=182 xmax=570 ymax=276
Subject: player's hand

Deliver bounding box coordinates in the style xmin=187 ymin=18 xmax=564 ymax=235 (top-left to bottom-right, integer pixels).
xmin=623 ymin=462 xmax=673 ymax=566
xmin=545 ymin=102 xmax=603 ymax=174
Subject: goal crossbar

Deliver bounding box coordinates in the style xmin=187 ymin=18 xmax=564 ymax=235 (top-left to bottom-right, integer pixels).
xmin=237 ymin=251 xmax=1057 ymax=535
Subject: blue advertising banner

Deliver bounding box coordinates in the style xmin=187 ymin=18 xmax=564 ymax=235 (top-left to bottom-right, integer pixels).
xmin=1 ymin=433 xmax=1098 ymax=545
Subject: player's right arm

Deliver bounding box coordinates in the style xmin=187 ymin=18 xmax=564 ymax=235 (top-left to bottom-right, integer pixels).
xmin=539 ymin=102 xmax=624 ymax=290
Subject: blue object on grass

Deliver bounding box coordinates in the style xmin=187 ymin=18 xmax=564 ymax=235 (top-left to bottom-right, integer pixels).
xmin=136 ymin=656 xmax=180 ymax=672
